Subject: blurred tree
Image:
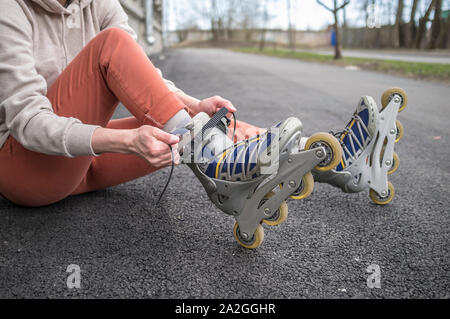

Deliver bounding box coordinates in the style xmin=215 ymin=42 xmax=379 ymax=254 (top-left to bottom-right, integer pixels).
xmin=416 ymin=0 xmax=436 ymax=48
xmin=440 ymin=9 xmax=449 ymax=48
xmin=259 ymin=0 xmax=270 ymax=51
xmin=236 ymin=0 xmax=262 ymax=41
xmin=409 ymin=0 xmax=420 ymax=47
xmin=224 ymin=0 xmax=239 ymax=40
xmin=361 ymin=0 xmax=370 ymax=28
xmin=210 ymin=0 xmax=219 ymax=41
xmin=396 ymin=0 xmax=407 ymax=47
xmin=202 ymin=0 xmax=264 ymax=43
xmin=429 ymin=0 xmax=442 ymax=49
xmin=287 ymin=0 xmax=295 ymax=51
xmin=316 ymin=0 xmax=350 ymax=59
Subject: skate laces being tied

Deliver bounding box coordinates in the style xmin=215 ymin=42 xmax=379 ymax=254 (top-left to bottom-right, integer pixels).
xmin=156 ymin=111 xmax=237 ymax=206
xmin=331 ymin=109 xmax=371 ymax=172
xmin=207 ymin=131 xmax=273 ymax=181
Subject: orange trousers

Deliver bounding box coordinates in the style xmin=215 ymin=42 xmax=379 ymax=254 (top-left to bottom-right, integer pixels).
xmin=0 ymin=28 xmax=260 ymax=207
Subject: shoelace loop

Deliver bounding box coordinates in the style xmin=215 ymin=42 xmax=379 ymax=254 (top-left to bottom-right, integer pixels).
xmin=330 ymin=113 xmax=371 ymax=168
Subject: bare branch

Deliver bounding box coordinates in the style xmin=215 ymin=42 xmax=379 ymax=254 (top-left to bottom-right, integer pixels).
xmin=337 ymin=0 xmax=350 ymax=11
xmin=316 ymin=0 xmax=333 ymax=12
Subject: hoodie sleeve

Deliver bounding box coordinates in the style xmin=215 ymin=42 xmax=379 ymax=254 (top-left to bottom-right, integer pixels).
xmin=0 ymin=0 xmax=99 ymax=157
xmin=99 ymin=0 xmax=181 ymax=94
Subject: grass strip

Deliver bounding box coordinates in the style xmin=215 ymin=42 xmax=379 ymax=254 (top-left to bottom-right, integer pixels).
xmin=234 ymin=47 xmax=450 ymax=82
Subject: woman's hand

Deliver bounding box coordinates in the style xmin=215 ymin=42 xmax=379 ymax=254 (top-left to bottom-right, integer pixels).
xmin=175 ymin=92 xmax=237 ymax=117
xmin=130 ymin=126 xmax=180 ymax=168
xmin=195 ymin=96 xmax=236 ymax=117
xmin=92 ymin=126 xmax=180 ymax=168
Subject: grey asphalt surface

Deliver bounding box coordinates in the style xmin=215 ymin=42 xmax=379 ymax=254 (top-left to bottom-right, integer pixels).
xmin=1 ymin=48 xmax=449 ymax=299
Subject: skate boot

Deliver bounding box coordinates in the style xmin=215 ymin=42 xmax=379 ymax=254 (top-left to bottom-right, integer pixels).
xmin=311 ymin=88 xmax=407 ymax=205
xmin=175 ymin=108 xmax=342 ymax=249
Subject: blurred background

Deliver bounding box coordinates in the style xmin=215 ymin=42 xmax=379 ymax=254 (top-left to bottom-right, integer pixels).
xmin=126 ymin=0 xmax=450 ymax=55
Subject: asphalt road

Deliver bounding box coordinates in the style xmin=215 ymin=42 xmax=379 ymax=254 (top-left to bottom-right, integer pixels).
xmin=1 ymin=49 xmax=449 ymax=299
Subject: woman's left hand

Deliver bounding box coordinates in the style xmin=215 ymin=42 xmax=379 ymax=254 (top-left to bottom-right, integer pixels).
xmin=195 ymin=96 xmax=237 ymax=117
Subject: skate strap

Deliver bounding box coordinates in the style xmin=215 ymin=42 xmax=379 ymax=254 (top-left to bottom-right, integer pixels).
xmin=201 ymin=107 xmax=230 ymax=138
xmin=186 ymin=107 xmax=232 ymax=163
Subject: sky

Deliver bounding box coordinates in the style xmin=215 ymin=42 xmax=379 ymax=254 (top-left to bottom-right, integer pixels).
xmin=269 ymin=0 xmax=348 ymax=30
xmin=166 ymin=0 xmax=450 ymax=31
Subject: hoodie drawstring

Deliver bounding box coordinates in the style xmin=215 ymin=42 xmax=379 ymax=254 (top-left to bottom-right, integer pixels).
xmin=61 ymin=1 xmax=86 ymax=66
xmin=80 ymin=1 xmax=86 ymax=47
xmin=61 ymin=13 xmax=69 ymax=66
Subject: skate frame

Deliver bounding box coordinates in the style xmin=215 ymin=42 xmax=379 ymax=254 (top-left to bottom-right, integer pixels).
xmin=189 ymin=146 xmax=327 ymax=241
xmin=345 ymin=95 xmax=401 ymax=198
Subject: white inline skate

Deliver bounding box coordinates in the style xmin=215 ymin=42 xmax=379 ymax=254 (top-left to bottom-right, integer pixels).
xmin=174 ymin=108 xmax=342 ymax=248
xmin=311 ymin=88 xmax=407 ymax=205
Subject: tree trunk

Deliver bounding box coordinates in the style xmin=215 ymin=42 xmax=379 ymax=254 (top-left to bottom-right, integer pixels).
xmin=334 ymin=10 xmax=342 ymax=59
xmin=259 ymin=0 xmax=269 ymax=51
xmin=396 ymin=0 xmax=407 ymax=48
xmin=210 ymin=0 xmax=218 ymax=42
xmin=415 ymin=0 xmax=436 ymax=49
xmin=409 ymin=0 xmax=420 ymax=47
xmin=316 ymin=0 xmax=348 ymax=58
xmin=429 ymin=0 xmax=442 ymax=49
xmin=259 ymin=29 xmax=267 ymax=51
xmin=441 ymin=17 xmax=449 ymax=49
xmin=287 ymin=0 xmax=294 ymax=51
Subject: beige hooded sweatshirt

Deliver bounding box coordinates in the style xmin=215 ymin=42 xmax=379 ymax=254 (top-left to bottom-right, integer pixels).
xmin=0 ymin=0 xmax=179 ymax=157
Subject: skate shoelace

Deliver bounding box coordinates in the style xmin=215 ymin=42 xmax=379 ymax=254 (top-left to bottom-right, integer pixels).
xmin=156 ymin=144 xmax=175 ymax=206
xmin=331 ymin=113 xmax=371 ymax=168
xmin=215 ymin=133 xmax=266 ymax=181
xmin=156 ymin=112 xmax=237 ymax=206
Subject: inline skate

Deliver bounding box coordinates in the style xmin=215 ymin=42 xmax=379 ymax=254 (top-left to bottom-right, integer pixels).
xmin=174 ymin=108 xmax=342 ymax=248
xmin=311 ymin=88 xmax=407 ymax=205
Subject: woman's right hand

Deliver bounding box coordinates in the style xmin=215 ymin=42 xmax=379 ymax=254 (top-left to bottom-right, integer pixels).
xmin=92 ymin=126 xmax=180 ymax=168
xmin=130 ymin=125 xmax=180 ymax=168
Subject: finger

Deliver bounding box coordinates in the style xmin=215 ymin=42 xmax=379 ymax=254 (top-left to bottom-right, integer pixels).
xmin=214 ymin=97 xmax=236 ymax=112
xmin=173 ymin=151 xmax=181 ymax=165
xmin=152 ymin=127 xmax=180 ymax=145
xmin=148 ymin=142 xmax=172 ymax=157
xmin=153 ymin=156 xmax=173 ymax=168
xmin=158 ymin=152 xmax=174 ymax=163
xmin=170 ymin=143 xmax=180 ymax=158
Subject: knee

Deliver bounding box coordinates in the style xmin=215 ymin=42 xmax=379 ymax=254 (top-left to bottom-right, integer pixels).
xmin=97 ymin=27 xmax=134 ymax=45
xmin=92 ymin=28 xmax=136 ymax=65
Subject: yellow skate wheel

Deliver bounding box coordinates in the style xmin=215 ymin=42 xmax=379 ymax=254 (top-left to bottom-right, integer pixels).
xmin=289 ymin=172 xmax=315 ymax=200
xmin=233 ymin=223 xmax=265 ymax=249
xmin=261 ymin=192 xmax=289 ymax=226
xmin=381 ymin=87 xmax=408 ymax=113
xmin=305 ymin=133 xmax=343 ymax=172
xmin=395 ymin=120 xmax=404 ymax=143
xmin=388 ymin=152 xmax=400 ymax=175
xmin=369 ymin=182 xmax=395 ymax=205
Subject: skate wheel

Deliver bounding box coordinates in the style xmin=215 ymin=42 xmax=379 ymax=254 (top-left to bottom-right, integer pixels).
xmin=388 ymin=152 xmax=400 ymax=175
xmin=233 ymin=223 xmax=265 ymax=249
xmin=305 ymin=133 xmax=343 ymax=172
xmin=395 ymin=120 xmax=404 ymax=143
xmin=261 ymin=192 xmax=289 ymax=226
xmin=369 ymin=182 xmax=395 ymax=205
xmin=381 ymin=87 xmax=407 ymax=112
xmin=289 ymin=172 xmax=315 ymax=200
